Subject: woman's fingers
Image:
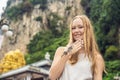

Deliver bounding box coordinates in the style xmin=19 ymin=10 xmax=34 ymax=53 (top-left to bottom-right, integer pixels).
xmin=73 ymin=40 xmax=83 ymax=48
xmin=70 ymin=40 xmax=84 ymax=54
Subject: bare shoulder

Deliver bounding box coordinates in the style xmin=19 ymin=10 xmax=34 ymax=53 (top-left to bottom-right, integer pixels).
xmin=96 ymin=52 xmax=104 ymax=61
xmin=56 ymin=46 xmax=65 ymax=51
xmin=54 ymin=46 xmax=66 ymax=57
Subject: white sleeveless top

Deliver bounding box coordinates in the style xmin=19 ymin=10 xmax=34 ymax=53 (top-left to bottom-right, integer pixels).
xmin=59 ymin=53 xmax=93 ymax=80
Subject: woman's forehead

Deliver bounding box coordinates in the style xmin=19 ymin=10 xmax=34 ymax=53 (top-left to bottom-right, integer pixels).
xmin=72 ymin=18 xmax=83 ymax=26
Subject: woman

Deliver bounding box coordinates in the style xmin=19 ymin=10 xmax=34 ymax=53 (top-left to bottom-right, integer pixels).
xmin=49 ymin=15 xmax=105 ymax=80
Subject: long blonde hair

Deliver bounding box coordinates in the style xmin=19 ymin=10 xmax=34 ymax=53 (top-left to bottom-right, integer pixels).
xmin=68 ymin=15 xmax=104 ymax=74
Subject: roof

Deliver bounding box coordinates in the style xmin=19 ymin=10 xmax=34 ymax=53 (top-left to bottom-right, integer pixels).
xmin=0 ymin=60 xmax=52 ymax=79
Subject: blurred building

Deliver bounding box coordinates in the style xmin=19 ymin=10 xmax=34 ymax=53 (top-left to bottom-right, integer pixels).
xmin=0 ymin=60 xmax=51 ymax=80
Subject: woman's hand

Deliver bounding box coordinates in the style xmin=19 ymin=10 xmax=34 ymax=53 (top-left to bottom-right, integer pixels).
xmin=62 ymin=39 xmax=84 ymax=57
xmin=70 ymin=39 xmax=84 ymax=55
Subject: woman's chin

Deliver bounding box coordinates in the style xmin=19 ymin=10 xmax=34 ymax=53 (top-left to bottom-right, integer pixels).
xmin=74 ymin=38 xmax=81 ymax=41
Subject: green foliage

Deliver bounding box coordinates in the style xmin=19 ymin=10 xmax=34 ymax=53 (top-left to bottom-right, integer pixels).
xmin=26 ymin=29 xmax=69 ymax=64
xmin=25 ymin=51 xmax=45 ymax=64
xmin=65 ymin=6 xmax=72 ymax=11
xmin=29 ymin=0 xmax=47 ymax=5
xmin=103 ymin=73 xmax=115 ymax=80
xmin=21 ymin=1 xmax=33 ymax=14
xmin=106 ymin=60 xmax=120 ymax=73
xmin=47 ymin=13 xmax=65 ymax=37
xmin=6 ymin=1 xmax=33 ymax=20
xmin=40 ymin=4 xmax=47 ymax=11
xmin=80 ymin=0 xmax=91 ymax=15
xmin=6 ymin=0 xmax=48 ymax=20
xmin=103 ymin=60 xmax=120 ymax=80
xmin=89 ymin=0 xmax=103 ymax=22
xmin=81 ymin=0 xmax=89 ymax=7
xmin=35 ymin=16 xmax=42 ymax=22
xmin=6 ymin=6 xmax=22 ymax=20
xmin=105 ymin=45 xmax=119 ymax=60
xmin=27 ymin=31 xmax=53 ymax=54
xmin=29 ymin=0 xmax=47 ymax=10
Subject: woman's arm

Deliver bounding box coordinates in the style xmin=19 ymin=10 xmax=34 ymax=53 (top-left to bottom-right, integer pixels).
xmin=49 ymin=40 xmax=82 ymax=80
xmin=49 ymin=47 xmax=70 ymax=80
xmin=94 ymin=53 xmax=105 ymax=80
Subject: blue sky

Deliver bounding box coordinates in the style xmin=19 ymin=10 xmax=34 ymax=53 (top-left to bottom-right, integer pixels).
xmin=0 ymin=0 xmax=8 ymax=19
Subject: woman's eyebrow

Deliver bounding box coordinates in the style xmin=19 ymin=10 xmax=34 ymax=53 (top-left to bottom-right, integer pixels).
xmin=77 ymin=24 xmax=83 ymax=27
xmin=71 ymin=25 xmax=75 ymax=27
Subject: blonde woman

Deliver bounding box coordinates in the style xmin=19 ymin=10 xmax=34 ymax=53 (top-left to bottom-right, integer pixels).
xmin=49 ymin=15 xmax=105 ymax=80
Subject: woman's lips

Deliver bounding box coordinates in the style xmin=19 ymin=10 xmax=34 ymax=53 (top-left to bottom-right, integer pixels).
xmin=74 ymin=34 xmax=81 ymax=39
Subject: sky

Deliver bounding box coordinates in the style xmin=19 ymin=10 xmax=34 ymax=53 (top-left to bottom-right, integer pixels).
xmin=0 ymin=0 xmax=8 ymax=19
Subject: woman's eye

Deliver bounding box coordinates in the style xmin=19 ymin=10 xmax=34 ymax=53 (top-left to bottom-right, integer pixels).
xmin=72 ymin=27 xmax=75 ymax=29
xmin=78 ymin=26 xmax=83 ymax=28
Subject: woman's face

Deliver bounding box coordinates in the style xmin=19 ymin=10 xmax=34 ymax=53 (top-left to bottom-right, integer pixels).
xmin=71 ymin=18 xmax=84 ymax=41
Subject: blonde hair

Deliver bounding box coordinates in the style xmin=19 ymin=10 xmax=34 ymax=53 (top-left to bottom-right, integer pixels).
xmin=68 ymin=15 xmax=104 ymax=74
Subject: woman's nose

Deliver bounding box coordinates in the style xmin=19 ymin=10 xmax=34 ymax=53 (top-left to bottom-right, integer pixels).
xmin=74 ymin=27 xmax=80 ymax=32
